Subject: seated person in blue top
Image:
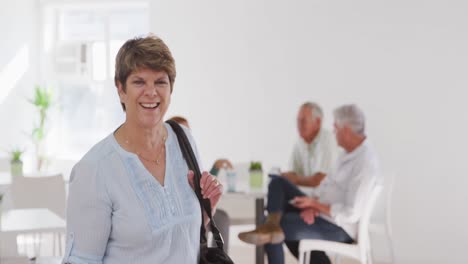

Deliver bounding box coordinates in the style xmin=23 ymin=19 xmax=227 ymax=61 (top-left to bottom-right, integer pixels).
xmin=168 ymin=115 xmax=232 ymax=254
xmin=63 ymin=35 xmax=224 ymax=264
xmin=240 ymin=104 xmax=379 ymax=264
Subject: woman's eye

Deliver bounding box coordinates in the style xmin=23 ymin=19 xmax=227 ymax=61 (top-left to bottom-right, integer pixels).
xmin=133 ymin=80 xmax=145 ymax=85
xmin=156 ymin=80 xmax=168 ymax=86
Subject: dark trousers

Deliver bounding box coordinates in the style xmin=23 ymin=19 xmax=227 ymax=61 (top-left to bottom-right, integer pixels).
xmin=285 ymin=241 xmax=331 ymax=264
xmin=264 ymin=176 xmax=353 ymax=264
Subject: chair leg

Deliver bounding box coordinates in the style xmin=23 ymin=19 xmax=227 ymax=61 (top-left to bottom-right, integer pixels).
xmin=53 ymin=232 xmax=57 ymax=256
xmin=39 ymin=233 xmax=42 ymax=257
xmin=299 ymin=250 xmax=304 ymax=264
xmin=34 ymin=233 xmax=42 ymax=258
xmin=23 ymin=235 xmax=28 ymax=256
xmin=335 ymin=254 xmax=341 ymax=264
xmin=367 ymin=246 xmax=373 ymax=264
xmin=370 ymin=239 xmax=376 ymax=264
xmin=59 ymin=233 xmax=64 ymax=256
xmin=387 ymin=232 xmax=395 ymax=264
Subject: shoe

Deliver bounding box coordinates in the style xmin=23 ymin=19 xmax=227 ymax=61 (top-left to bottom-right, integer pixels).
xmin=238 ymin=212 xmax=285 ymax=245
xmin=238 ymin=222 xmax=285 ymax=245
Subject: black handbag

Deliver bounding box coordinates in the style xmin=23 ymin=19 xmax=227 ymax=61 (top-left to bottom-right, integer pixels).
xmin=167 ymin=120 xmax=235 ymax=264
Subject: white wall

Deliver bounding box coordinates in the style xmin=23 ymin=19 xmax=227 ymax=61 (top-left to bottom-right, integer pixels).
xmin=151 ymin=0 xmax=468 ymax=263
xmin=1 ymin=0 xmax=467 ymax=262
xmin=0 ymin=0 xmax=40 ymax=167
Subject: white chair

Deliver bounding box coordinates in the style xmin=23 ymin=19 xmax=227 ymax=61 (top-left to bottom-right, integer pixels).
xmin=48 ymin=158 xmax=77 ymax=182
xmin=2 ymin=174 xmax=67 ymax=257
xmin=10 ymin=174 xmax=66 ymax=219
xmin=298 ymin=185 xmax=383 ymax=264
xmin=369 ymin=173 xmax=395 ymax=263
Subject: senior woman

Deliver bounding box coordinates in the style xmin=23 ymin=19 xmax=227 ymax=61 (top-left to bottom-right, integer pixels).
xmin=63 ymin=35 xmax=223 ymax=264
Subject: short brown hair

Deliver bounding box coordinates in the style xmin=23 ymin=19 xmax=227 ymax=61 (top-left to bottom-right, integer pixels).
xmin=114 ymin=34 xmax=176 ymax=111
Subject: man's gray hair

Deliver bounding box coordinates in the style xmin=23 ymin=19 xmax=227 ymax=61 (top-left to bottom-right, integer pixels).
xmin=301 ymin=102 xmax=323 ymax=122
xmin=333 ymin=104 xmax=366 ymax=135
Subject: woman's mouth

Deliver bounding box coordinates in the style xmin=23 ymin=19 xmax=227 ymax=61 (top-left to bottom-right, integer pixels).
xmin=140 ymin=103 xmax=160 ymax=109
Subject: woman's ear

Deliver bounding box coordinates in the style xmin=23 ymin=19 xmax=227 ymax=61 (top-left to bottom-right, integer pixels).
xmin=116 ymin=81 xmax=126 ymax=101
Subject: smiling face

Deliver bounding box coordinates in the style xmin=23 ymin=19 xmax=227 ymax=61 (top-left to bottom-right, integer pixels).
xmin=117 ymin=68 xmax=171 ymax=129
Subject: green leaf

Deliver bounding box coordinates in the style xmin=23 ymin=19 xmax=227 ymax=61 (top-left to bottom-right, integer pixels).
xmin=31 ymin=85 xmax=53 ymax=110
xmin=32 ymin=127 xmax=44 ymax=141
xmin=9 ymin=148 xmax=24 ymax=162
xmin=249 ymin=161 xmax=262 ymax=171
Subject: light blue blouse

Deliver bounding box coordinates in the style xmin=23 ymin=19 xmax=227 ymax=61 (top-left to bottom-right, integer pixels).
xmin=62 ymin=123 xmax=202 ymax=264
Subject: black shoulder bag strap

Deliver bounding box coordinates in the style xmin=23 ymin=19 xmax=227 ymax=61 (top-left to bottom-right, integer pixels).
xmin=166 ymin=120 xmax=225 ymax=250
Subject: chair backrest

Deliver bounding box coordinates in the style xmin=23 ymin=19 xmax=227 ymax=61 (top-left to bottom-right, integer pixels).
xmin=357 ymin=184 xmax=383 ymax=261
xmin=384 ymin=173 xmax=395 ymax=237
xmin=48 ymin=158 xmax=78 ymax=182
xmin=9 ymin=174 xmax=67 ymax=219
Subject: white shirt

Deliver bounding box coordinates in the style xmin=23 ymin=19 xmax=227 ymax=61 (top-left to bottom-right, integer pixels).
xmin=63 ymin=123 xmax=202 ymax=264
xmin=316 ymin=139 xmax=379 ymax=240
xmin=289 ymin=129 xmax=340 ymax=195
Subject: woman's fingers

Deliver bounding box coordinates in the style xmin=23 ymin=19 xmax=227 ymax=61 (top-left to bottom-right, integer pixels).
xmin=188 ymin=171 xmax=223 ymax=209
xmin=200 ymin=171 xmax=211 ymax=190
xmin=203 ymin=174 xmax=222 ymax=198
xmin=204 ymin=183 xmax=223 ymax=199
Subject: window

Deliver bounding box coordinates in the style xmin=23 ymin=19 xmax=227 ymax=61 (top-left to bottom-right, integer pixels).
xmin=41 ymin=2 xmax=149 ymax=159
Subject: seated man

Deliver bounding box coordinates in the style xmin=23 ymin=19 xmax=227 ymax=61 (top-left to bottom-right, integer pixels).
xmin=282 ymin=102 xmax=339 ymax=192
xmin=239 ymin=104 xmax=379 ymax=264
xmin=238 ymin=102 xmax=338 ymax=244
xmin=168 ymin=116 xmax=231 ymax=254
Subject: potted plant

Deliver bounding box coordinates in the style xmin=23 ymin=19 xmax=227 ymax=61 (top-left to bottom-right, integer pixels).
xmin=10 ymin=148 xmax=24 ymax=176
xmin=249 ymin=161 xmax=263 ymax=189
xmin=29 ymin=85 xmax=53 ymax=171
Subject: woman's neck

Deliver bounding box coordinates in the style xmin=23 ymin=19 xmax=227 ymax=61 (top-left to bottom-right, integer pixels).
xmin=117 ymin=121 xmax=167 ymax=153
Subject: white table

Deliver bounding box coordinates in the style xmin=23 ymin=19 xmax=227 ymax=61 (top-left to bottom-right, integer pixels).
xmin=1 ymin=208 xmax=66 ymax=258
xmin=2 ymin=209 xmax=65 ymax=233
xmin=218 ymin=191 xmax=267 ymax=264
xmin=0 ymin=172 xmax=12 ymax=186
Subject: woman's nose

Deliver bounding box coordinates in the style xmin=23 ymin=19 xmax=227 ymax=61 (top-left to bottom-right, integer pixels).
xmin=145 ymin=85 xmax=158 ymax=96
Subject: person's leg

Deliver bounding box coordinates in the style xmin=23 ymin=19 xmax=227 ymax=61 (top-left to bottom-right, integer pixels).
xmin=308 ymin=251 xmax=332 ymax=264
xmin=285 ymin=240 xmax=299 ymax=258
xmin=280 ymin=213 xmax=353 ymax=264
xmin=264 ymin=223 xmax=336 ymax=264
xmin=266 ymin=175 xmax=306 ymax=213
xmin=211 ymin=209 xmax=230 ymax=254
xmin=238 ymin=175 xmax=306 ymax=245
xmin=281 ymin=214 xmax=353 ymax=242
xmin=265 ymin=243 xmax=284 ymax=264
xmin=285 ymin=240 xmax=331 ymax=264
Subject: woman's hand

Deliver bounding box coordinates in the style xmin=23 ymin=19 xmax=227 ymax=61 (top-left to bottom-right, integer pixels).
xmin=187 ymin=170 xmax=223 ymax=211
